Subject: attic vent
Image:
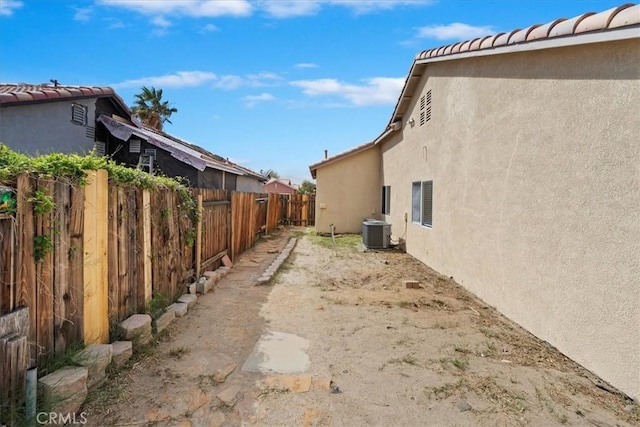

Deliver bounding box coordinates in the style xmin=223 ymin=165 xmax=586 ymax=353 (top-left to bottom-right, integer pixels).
xmin=420 ymin=90 xmax=432 ymax=126
xmin=85 ymin=126 xmax=95 ymax=139
xmin=129 ymin=138 xmax=141 ymax=153
xmin=71 ymin=103 xmax=88 ymax=126
xmin=94 ymin=141 xmax=106 ymax=157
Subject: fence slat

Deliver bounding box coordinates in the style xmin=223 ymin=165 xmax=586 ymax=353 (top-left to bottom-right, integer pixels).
xmin=15 ymin=174 xmax=37 ymax=366
xmin=35 ymin=179 xmax=54 ymax=364
xmin=53 ymin=182 xmax=71 ymax=354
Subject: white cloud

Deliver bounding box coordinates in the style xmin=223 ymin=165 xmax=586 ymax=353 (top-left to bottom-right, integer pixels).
xmin=73 ymin=7 xmax=93 ymax=22
xmin=290 ymin=77 xmax=404 ymax=106
xmin=112 ymin=70 xmax=285 ymax=90
xmin=244 ymin=93 xmax=276 ymax=107
xmin=152 ymin=16 xmax=172 ymax=28
xmin=295 ymin=63 xmax=318 ymax=69
xmin=257 ymin=0 xmax=320 ymax=18
xmin=417 ymin=22 xmax=495 ymax=41
xmin=0 ymin=0 xmax=23 ymax=16
xmin=97 ymin=0 xmax=252 ymax=17
xmin=257 ymin=0 xmax=430 ymax=18
xmin=201 ymin=23 xmax=219 ymax=32
xmin=112 ymin=71 xmax=218 ymax=89
xmin=214 ymin=75 xmax=245 ymax=90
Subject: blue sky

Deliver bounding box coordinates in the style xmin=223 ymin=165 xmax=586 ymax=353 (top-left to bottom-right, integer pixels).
xmin=0 ymin=0 xmax=627 ymax=183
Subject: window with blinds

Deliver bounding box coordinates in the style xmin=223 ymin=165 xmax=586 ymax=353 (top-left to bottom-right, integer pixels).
xmin=411 ymin=180 xmax=433 ymax=227
xmin=381 ymin=185 xmax=391 ymax=215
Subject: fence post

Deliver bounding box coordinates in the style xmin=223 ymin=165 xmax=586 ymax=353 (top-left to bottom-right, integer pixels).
xmin=195 ymin=194 xmax=203 ymax=278
xmin=141 ymin=189 xmax=152 ymax=306
xmin=82 ymin=170 xmax=109 ymax=345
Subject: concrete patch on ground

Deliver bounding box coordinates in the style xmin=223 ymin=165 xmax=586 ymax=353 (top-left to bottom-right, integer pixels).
xmin=242 ymin=331 xmax=310 ymax=374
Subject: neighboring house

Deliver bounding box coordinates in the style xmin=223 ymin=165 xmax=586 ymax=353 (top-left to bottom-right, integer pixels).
xmin=0 ymin=83 xmax=130 ymax=155
xmin=0 ymin=83 xmax=266 ymax=191
xmin=262 ymin=178 xmax=298 ymax=195
xmin=309 ymin=4 xmax=640 ymax=401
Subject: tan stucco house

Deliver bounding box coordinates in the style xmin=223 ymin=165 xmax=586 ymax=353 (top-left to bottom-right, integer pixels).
xmin=309 ymin=4 xmax=640 ymax=401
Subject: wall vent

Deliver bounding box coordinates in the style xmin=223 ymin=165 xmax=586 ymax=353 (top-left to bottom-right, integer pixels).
xmin=71 ymin=103 xmax=88 ymax=126
xmin=85 ymin=126 xmax=95 ymax=139
xmin=362 ymin=220 xmax=391 ymax=249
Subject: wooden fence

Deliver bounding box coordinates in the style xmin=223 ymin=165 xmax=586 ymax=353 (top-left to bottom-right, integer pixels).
xmin=0 ymin=172 xmax=312 ymax=408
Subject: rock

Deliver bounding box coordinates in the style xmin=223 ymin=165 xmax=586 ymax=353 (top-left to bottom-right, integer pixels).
xmin=169 ymin=302 xmax=189 ymax=317
xmin=216 ymin=385 xmax=241 ymax=407
xmin=118 ymin=314 xmax=152 ymax=348
xmin=72 ymin=344 xmax=112 ymax=389
xmin=217 ymin=267 xmax=230 ymax=277
xmin=203 ymin=270 xmax=221 ymax=284
xmin=187 ymin=283 xmax=196 ymax=295
xmin=403 ymin=280 xmax=421 ymax=289
xmin=256 ymin=276 xmax=270 ymax=285
xmin=456 ymin=400 xmax=472 ymax=412
xmin=208 ymin=412 xmax=226 ymax=427
xmin=177 ymin=293 xmax=197 ymax=308
xmin=196 ymin=278 xmax=213 ymax=294
xmin=212 ymin=363 xmax=237 ymax=383
xmin=111 ymin=341 xmax=133 ymax=367
xmin=152 ymin=309 xmax=175 ymax=334
xmin=39 ymin=366 xmax=88 ymax=415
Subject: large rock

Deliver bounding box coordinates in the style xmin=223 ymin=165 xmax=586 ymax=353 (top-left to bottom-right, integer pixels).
xmin=168 ymin=302 xmax=188 ymax=317
xmin=118 ymin=314 xmax=152 ymax=348
xmin=177 ymin=294 xmax=197 ymax=309
xmin=111 ymin=341 xmax=133 ymax=367
xmin=216 ymin=385 xmax=241 ymax=407
xmin=153 ymin=309 xmax=175 ymax=335
xmin=212 ymin=363 xmax=237 ymax=383
xmin=72 ymin=344 xmax=112 ymax=389
xmin=39 ymin=366 xmax=88 ymax=415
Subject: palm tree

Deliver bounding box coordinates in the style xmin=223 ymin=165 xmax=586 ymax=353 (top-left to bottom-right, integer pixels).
xmin=131 ymin=86 xmax=178 ymax=131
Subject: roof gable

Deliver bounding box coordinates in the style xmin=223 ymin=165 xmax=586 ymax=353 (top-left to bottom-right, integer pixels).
xmin=0 ymin=84 xmax=131 ymax=114
xmin=389 ymin=3 xmax=640 ymax=126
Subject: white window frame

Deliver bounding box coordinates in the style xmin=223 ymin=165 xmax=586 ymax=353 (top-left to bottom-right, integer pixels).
xmin=381 ymin=185 xmax=391 ymax=215
xmin=411 ymin=180 xmax=433 ymax=228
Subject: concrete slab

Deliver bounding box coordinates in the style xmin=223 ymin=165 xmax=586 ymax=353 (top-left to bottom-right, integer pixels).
xmin=242 ymin=331 xmax=310 ymax=374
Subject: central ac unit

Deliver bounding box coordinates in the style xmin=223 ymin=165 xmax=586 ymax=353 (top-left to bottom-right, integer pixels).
xmin=362 ymin=220 xmax=391 ymax=249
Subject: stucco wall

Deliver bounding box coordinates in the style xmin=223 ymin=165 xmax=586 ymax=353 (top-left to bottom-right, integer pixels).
xmin=381 ymin=38 xmax=640 ymax=400
xmin=315 ymin=146 xmax=381 ymax=234
xmin=262 ymin=181 xmax=297 ymax=195
xmin=236 ymin=176 xmax=264 ymax=193
xmin=0 ymin=99 xmax=97 ymax=155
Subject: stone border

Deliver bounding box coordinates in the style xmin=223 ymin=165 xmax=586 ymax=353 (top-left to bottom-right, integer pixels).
xmin=256 ymin=237 xmax=297 ymax=285
xmin=37 ymin=263 xmax=234 ymax=416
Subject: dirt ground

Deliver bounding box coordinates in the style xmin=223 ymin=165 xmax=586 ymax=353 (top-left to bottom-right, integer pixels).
xmin=83 ymin=228 xmax=639 ymax=427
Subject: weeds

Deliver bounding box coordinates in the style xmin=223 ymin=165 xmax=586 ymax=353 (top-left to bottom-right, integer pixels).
xmin=168 ymin=346 xmax=190 ymax=360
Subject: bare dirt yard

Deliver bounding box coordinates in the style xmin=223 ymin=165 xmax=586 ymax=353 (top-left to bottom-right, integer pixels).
xmin=83 ymin=228 xmax=639 ymax=427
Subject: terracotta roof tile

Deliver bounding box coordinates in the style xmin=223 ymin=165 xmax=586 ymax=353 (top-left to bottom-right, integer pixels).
xmin=608 ymin=4 xmax=640 ymax=28
xmin=0 ymin=84 xmax=118 ymax=105
xmin=549 ymin=13 xmax=595 ymax=37
xmin=415 ymin=3 xmax=638 ymax=63
xmin=508 ymin=24 xmax=541 ymax=44
xmin=481 ymin=33 xmax=503 ymax=49
xmin=527 ymin=19 xmax=567 ymax=41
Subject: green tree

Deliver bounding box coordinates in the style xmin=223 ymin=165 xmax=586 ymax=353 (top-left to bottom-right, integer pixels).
xmin=298 ymin=180 xmax=316 ymax=195
xmin=131 ymin=86 xmax=178 ymax=131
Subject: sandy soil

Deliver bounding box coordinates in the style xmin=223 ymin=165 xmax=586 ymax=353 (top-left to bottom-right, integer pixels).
xmin=83 ymin=229 xmax=639 ymax=427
